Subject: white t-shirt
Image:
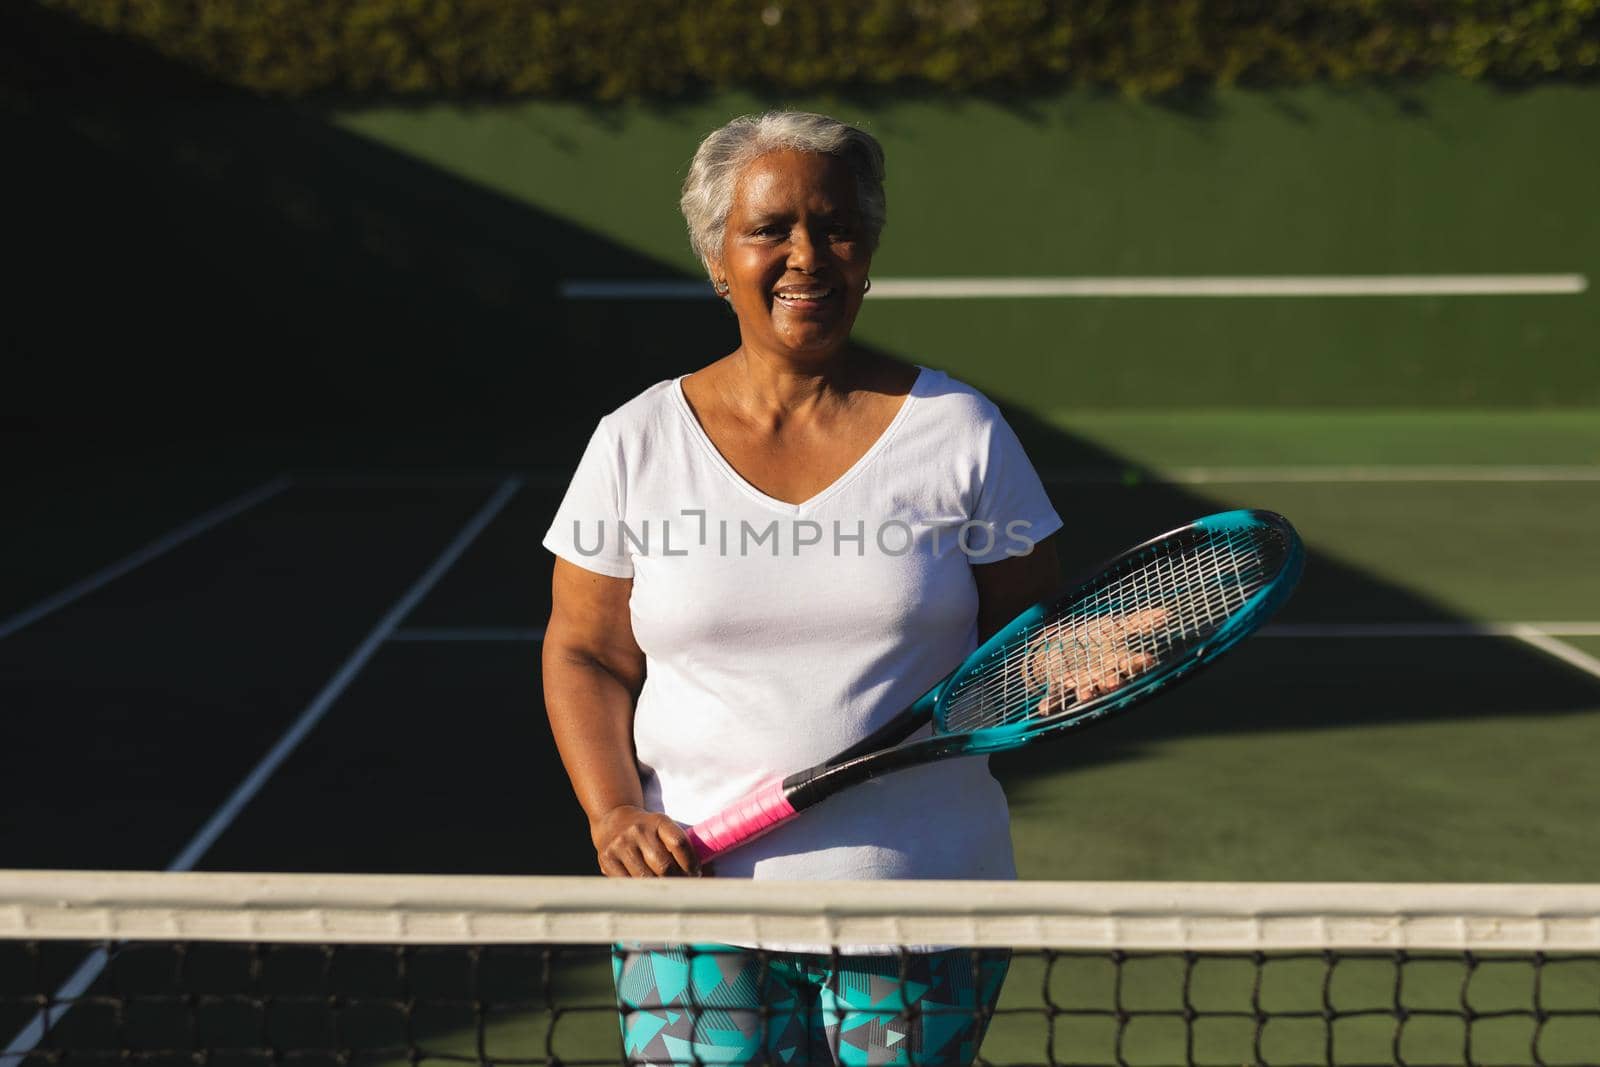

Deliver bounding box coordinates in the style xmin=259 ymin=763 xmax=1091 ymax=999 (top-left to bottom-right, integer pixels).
xmin=542 ymin=366 xmax=1063 ymax=881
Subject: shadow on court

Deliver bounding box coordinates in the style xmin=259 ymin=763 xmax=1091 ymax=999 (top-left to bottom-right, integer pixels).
xmin=3 ymin=0 xmax=1597 ymax=884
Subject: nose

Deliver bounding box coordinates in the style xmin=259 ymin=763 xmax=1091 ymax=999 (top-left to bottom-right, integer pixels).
xmin=787 ymin=223 xmax=824 ymax=272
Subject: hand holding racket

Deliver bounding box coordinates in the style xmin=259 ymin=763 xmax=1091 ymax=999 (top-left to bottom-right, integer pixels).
xmin=683 ymin=509 xmax=1304 ymax=863
xmin=1025 ymin=606 xmax=1169 ymax=713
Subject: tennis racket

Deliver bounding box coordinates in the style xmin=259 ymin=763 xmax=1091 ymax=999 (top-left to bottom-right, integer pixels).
xmin=683 ymin=508 xmax=1304 ymax=862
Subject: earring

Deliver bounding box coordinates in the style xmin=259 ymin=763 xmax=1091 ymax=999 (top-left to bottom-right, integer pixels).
xmin=714 ymin=280 xmax=730 ymax=296
xmin=863 ymin=278 xmax=872 ymax=294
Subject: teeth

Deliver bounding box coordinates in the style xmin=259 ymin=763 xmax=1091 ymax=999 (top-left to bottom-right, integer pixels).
xmin=778 ymin=290 xmax=830 ymax=299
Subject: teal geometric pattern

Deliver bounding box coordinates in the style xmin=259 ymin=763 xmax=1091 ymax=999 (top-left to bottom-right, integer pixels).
xmin=613 ymin=943 xmax=1009 ymax=1066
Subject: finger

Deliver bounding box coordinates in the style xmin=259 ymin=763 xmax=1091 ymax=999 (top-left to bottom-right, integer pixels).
xmin=1123 ymin=652 xmax=1155 ymax=675
xmin=1029 ymin=645 xmax=1086 ymax=689
xmin=1092 ymin=668 xmax=1124 ymax=693
xmin=626 ymin=823 xmax=679 ymax=877
xmin=1125 ymin=606 xmax=1168 ymax=633
xmin=614 ymin=842 xmax=654 ymax=878
xmin=1109 ymin=651 xmax=1145 ymax=678
xmin=633 ymin=829 xmax=680 ymax=877
xmin=597 ymin=852 xmax=628 ymax=879
xmin=1085 ymin=607 xmax=1168 ymax=643
xmin=1022 ymin=638 xmax=1063 ymax=688
xmin=602 ymin=845 xmax=634 ymax=877
xmin=657 ymin=822 xmax=702 ymax=876
xmin=642 ymin=845 xmax=677 ymax=877
xmin=1101 ymin=607 xmax=1167 ymax=634
xmin=1045 ymin=682 xmax=1078 ymax=715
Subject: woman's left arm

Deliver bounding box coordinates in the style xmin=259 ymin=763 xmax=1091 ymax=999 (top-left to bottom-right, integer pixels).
xmin=973 ymin=532 xmax=1060 ymax=642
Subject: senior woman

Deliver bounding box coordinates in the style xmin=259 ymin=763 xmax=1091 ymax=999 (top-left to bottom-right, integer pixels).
xmin=542 ymin=112 xmax=1062 ymax=1067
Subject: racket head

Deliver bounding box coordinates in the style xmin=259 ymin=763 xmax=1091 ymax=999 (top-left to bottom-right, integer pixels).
xmin=933 ymin=509 xmax=1303 ymax=751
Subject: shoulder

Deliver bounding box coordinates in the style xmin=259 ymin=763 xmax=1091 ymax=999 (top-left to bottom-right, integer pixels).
xmin=909 ymin=366 xmax=1007 ymax=434
xmin=591 ymin=378 xmax=683 ymax=442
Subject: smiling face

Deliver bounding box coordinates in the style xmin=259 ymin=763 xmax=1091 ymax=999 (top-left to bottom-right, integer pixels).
xmin=712 ymin=149 xmax=873 ymax=364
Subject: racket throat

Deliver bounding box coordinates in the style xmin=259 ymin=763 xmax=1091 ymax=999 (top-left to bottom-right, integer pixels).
xmin=818 ymin=689 xmax=939 ymax=769
xmin=787 ymin=733 xmax=977 ymax=808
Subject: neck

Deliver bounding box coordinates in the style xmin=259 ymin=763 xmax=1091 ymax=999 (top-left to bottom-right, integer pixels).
xmin=727 ymin=346 xmax=870 ymax=422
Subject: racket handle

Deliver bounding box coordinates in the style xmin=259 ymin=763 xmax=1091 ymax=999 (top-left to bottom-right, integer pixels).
xmin=683 ymin=777 xmax=797 ymax=862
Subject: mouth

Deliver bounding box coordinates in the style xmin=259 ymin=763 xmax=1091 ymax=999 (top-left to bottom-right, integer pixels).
xmin=773 ymin=287 xmax=837 ymax=311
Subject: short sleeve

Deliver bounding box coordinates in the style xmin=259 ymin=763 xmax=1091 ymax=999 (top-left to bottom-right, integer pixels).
xmin=542 ymin=421 xmax=634 ymax=578
xmin=968 ymin=405 xmax=1064 ymax=564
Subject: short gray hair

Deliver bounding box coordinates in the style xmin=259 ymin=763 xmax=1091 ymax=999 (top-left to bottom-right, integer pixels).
xmin=680 ymin=111 xmax=887 ymax=279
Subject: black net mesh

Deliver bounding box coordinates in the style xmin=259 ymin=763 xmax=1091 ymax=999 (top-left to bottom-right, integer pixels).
xmin=6 ymin=940 xmax=1599 ymax=1067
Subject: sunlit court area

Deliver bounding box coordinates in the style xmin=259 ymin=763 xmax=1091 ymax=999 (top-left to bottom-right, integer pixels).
xmin=5 ymin=3 xmax=1600 ymax=1065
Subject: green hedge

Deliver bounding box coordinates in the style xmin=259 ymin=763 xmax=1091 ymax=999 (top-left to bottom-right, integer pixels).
xmin=38 ymin=0 xmax=1600 ymax=99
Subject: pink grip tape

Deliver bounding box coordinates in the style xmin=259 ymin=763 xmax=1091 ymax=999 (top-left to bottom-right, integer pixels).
xmin=684 ymin=777 xmax=798 ymax=862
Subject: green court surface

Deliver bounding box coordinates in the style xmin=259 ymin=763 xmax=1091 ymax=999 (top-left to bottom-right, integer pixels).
xmin=331 ymin=77 xmax=1599 ymax=409
xmin=1033 ymin=411 xmax=1600 ymax=469
xmin=988 ymin=412 xmax=1600 ymax=885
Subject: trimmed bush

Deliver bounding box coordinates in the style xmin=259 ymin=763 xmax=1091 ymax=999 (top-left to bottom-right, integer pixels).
xmin=36 ymin=0 xmax=1600 ymax=99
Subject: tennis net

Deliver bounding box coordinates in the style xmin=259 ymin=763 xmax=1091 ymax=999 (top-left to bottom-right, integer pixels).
xmin=3 ymin=871 xmax=1599 ymax=1067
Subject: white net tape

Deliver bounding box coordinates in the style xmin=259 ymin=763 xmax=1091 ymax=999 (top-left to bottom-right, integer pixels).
xmin=3 ymin=872 xmax=1599 ymax=951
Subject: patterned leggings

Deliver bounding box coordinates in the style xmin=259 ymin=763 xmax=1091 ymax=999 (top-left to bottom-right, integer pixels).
xmin=613 ymin=944 xmax=1010 ymax=1066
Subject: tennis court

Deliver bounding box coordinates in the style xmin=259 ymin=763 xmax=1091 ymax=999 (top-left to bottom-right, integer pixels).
xmin=7 ymin=411 xmax=1600 ymax=1063
xmin=6 ymin=12 xmax=1600 ymax=1061
xmin=8 ymin=412 xmax=1597 ymax=881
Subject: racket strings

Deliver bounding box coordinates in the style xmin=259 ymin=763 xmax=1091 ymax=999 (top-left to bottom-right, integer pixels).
xmin=940 ymin=527 xmax=1280 ymax=733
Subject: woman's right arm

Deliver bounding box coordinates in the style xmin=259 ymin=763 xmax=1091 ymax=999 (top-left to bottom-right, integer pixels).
xmin=542 ymin=557 xmax=701 ymax=877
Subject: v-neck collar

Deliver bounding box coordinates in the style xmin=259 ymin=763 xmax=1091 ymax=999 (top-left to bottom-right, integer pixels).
xmin=670 ymin=366 xmax=925 ymax=515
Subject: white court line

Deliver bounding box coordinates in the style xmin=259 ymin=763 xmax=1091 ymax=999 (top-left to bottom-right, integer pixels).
xmin=286 ymin=466 xmax=1600 ymax=491
xmin=165 ymin=475 xmax=521 ymax=870
xmin=1263 ymin=622 xmax=1600 ymax=638
xmin=2 ymin=478 xmax=524 ymax=1063
xmin=389 ymin=626 xmax=546 ymax=642
xmin=1042 ymin=465 xmax=1600 ymax=485
xmin=387 ymin=623 xmax=1600 ymax=642
xmin=294 ymin=472 xmax=573 ymax=490
xmin=562 ymin=274 xmax=1588 ymax=300
xmin=1265 ymin=621 xmax=1600 ymax=685
xmin=1507 ymin=626 xmax=1600 ymax=684
xmin=0 ymin=477 xmax=292 ymax=641
xmin=385 ymin=623 xmax=1600 ymax=685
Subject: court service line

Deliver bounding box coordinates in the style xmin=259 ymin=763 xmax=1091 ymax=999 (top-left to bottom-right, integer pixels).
xmin=562 ymin=274 xmax=1588 ymax=300
xmin=277 ymin=466 xmax=1600 ymax=491
xmin=1262 ymin=622 xmax=1600 ymax=638
xmin=0 ymin=476 xmax=292 ymax=642
xmin=387 ymin=623 xmax=1600 ymax=684
xmin=386 ymin=623 xmax=1600 ymax=643
xmin=2 ymin=478 xmax=524 ymax=1064
xmin=294 ymin=472 xmax=573 ymax=490
xmin=1265 ymin=621 xmax=1600 ymax=684
xmin=1041 ymin=465 xmax=1600 ymax=485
